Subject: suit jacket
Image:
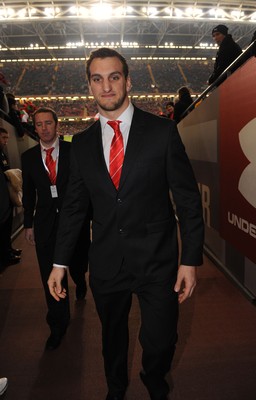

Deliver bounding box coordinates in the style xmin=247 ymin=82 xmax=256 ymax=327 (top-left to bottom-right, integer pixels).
xmin=21 ymin=140 xmax=71 ymax=245
xmin=54 ymin=106 xmax=204 ymax=281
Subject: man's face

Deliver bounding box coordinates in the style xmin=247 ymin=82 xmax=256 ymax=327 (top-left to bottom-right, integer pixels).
xmin=34 ymin=112 xmax=58 ymax=147
xmin=212 ymin=32 xmax=226 ymax=46
xmin=0 ymin=132 xmax=9 ymax=150
xmin=166 ymin=104 xmax=174 ymax=113
xmin=88 ymin=56 xmax=131 ymax=118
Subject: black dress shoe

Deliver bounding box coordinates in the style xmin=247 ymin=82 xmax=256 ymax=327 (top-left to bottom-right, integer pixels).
xmin=76 ymin=282 xmax=87 ymax=300
xmin=45 ymin=333 xmax=63 ymax=351
xmin=11 ymin=248 xmax=22 ymax=256
xmin=105 ymin=394 xmax=124 ymax=400
xmin=3 ymin=255 xmax=21 ymax=267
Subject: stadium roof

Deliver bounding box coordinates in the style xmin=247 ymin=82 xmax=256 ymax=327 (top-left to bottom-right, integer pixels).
xmin=0 ymin=1 xmax=255 ymax=60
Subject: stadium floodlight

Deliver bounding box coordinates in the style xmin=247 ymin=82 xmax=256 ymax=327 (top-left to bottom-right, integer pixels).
xmin=17 ymin=8 xmax=27 ymax=18
xmin=90 ymin=4 xmax=112 ymax=20
xmin=209 ymin=8 xmax=225 ymax=18
xmin=29 ymin=8 xmax=37 ymax=17
xmin=44 ymin=7 xmax=60 ymax=17
xmin=250 ymin=12 xmax=256 ymax=20
xmin=231 ymin=10 xmax=244 ymax=19
xmin=164 ymin=8 xmax=172 ymax=16
xmin=69 ymin=6 xmax=77 ymax=14
xmin=174 ymin=8 xmax=183 ymax=18
xmin=0 ymin=8 xmax=15 ymax=18
xmin=142 ymin=7 xmax=158 ymax=17
xmin=185 ymin=8 xmax=203 ymax=17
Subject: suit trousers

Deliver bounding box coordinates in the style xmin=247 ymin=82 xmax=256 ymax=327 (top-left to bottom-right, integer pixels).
xmin=0 ymin=208 xmax=13 ymax=263
xmin=68 ymin=218 xmax=90 ymax=287
xmin=90 ymin=266 xmax=178 ymax=399
xmin=36 ymin=218 xmax=90 ymax=334
xmin=36 ymin=238 xmax=70 ymax=335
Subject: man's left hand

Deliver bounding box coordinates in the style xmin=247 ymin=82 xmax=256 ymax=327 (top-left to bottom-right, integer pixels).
xmin=174 ymin=265 xmax=197 ymax=304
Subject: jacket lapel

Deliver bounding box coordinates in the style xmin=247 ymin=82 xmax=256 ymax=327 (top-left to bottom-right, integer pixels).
xmin=56 ymin=140 xmax=67 ymax=186
xmin=91 ymin=121 xmax=117 ymax=192
xmin=34 ymin=144 xmax=51 ymax=182
xmin=118 ymin=106 xmax=145 ymax=190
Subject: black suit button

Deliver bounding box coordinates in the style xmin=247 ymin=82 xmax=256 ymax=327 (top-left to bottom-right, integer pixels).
xmin=119 ymin=228 xmax=124 ymax=234
xmin=117 ymin=198 xmax=122 ymax=204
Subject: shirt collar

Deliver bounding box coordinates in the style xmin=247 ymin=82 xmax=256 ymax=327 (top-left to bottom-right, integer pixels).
xmin=99 ymin=102 xmax=134 ymax=131
xmin=40 ymin=137 xmax=60 ymax=152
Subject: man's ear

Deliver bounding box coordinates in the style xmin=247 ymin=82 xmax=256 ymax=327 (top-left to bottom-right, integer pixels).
xmin=126 ymin=76 xmax=132 ymax=93
xmin=88 ymin=83 xmax=93 ymax=95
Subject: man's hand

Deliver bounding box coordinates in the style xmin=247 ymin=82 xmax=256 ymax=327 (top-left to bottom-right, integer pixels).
xmin=25 ymin=228 xmax=35 ymax=245
xmin=47 ymin=267 xmax=67 ymax=301
xmin=174 ymin=265 xmax=197 ymax=304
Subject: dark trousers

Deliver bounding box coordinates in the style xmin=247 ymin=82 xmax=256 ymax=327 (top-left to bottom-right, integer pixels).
xmin=0 ymin=208 xmax=13 ymax=264
xmin=90 ymin=268 xmax=178 ymax=399
xmin=36 ymin=240 xmax=70 ymax=334
xmin=69 ymin=219 xmax=90 ymax=287
xmin=36 ymin=219 xmax=90 ymax=334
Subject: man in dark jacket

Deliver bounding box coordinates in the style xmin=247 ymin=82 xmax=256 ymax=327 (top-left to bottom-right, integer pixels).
xmin=208 ymin=24 xmax=242 ymax=85
xmin=22 ymin=107 xmax=91 ymax=351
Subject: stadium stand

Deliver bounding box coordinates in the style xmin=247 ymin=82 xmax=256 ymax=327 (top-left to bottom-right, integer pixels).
xmin=2 ymin=59 xmax=213 ymax=97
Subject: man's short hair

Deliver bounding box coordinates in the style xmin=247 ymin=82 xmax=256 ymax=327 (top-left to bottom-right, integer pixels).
xmin=32 ymin=107 xmax=58 ymax=126
xmin=86 ymin=47 xmax=129 ymax=81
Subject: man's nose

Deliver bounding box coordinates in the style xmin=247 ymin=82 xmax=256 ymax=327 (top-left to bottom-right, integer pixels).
xmin=102 ymin=79 xmax=111 ymax=92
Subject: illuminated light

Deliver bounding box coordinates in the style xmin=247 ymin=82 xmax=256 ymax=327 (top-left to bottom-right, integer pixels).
xmin=231 ymin=10 xmax=244 ymax=19
xmin=174 ymin=8 xmax=183 ymax=17
xmin=126 ymin=7 xmax=133 ymax=13
xmin=114 ymin=7 xmax=125 ymax=17
xmin=43 ymin=7 xmax=60 ymax=17
xmin=17 ymin=8 xmax=27 ymax=18
xmin=209 ymin=8 xmax=225 ymax=18
xmin=90 ymin=4 xmax=112 ymax=20
xmin=79 ymin=7 xmax=89 ymax=16
xmin=142 ymin=6 xmax=157 ymax=16
xmin=164 ymin=8 xmax=172 ymax=15
xmin=44 ymin=7 xmax=54 ymax=17
xmin=29 ymin=8 xmax=37 ymax=16
xmin=251 ymin=12 xmax=256 ymax=20
xmin=69 ymin=6 xmax=77 ymax=14
xmin=186 ymin=8 xmax=203 ymax=17
xmin=7 ymin=8 xmax=15 ymax=17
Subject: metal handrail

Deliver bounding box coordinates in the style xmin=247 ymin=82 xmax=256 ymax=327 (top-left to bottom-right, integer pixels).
xmin=180 ymin=39 xmax=256 ymax=120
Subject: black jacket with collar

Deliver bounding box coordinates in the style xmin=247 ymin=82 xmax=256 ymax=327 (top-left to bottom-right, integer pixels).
xmin=208 ymin=34 xmax=242 ymax=85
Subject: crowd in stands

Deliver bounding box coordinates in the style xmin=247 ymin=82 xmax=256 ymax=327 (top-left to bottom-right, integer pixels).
xmin=2 ymin=59 xmax=213 ymax=97
xmin=2 ymin=41 xmax=254 ymax=137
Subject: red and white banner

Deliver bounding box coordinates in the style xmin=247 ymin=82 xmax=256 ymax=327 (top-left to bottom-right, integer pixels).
xmin=219 ymin=58 xmax=256 ymax=263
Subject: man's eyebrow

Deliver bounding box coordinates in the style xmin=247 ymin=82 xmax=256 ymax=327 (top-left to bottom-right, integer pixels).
xmin=91 ymin=71 xmax=122 ymax=78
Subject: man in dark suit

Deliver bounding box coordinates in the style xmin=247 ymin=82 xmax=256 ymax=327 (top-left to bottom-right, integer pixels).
xmin=48 ymin=48 xmax=204 ymax=400
xmin=21 ymin=107 xmax=90 ymax=350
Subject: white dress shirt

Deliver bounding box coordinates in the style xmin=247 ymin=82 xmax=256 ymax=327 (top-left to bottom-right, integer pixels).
xmin=40 ymin=137 xmax=60 ymax=175
xmin=99 ymin=102 xmax=134 ymax=170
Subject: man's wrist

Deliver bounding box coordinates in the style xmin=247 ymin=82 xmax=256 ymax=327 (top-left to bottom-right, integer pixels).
xmin=53 ymin=263 xmax=68 ymax=269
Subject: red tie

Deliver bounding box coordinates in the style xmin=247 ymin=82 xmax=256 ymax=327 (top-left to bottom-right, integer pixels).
xmin=44 ymin=147 xmax=57 ymax=185
xmin=108 ymin=120 xmax=124 ymax=189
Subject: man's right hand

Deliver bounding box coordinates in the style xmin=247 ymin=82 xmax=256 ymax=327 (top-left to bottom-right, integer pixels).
xmin=47 ymin=267 xmax=67 ymax=301
xmin=25 ymin=228 xmax=35 ymax=245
